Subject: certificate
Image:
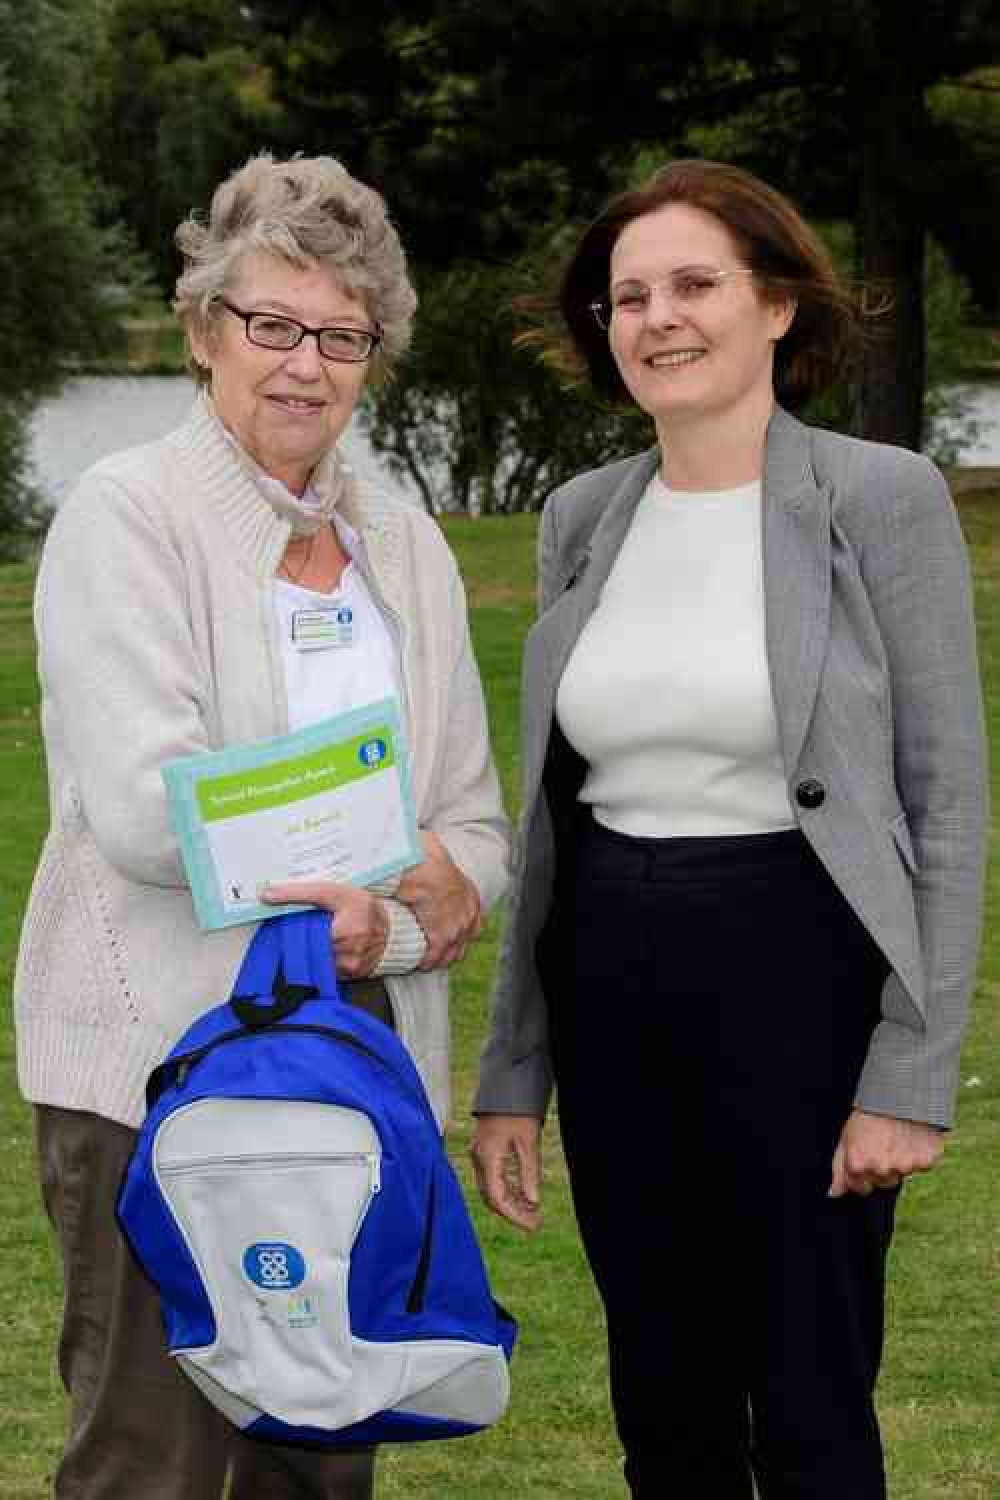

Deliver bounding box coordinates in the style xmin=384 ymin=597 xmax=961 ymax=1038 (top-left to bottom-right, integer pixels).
xmin=162 ymin=699 xmax=421 ymax=931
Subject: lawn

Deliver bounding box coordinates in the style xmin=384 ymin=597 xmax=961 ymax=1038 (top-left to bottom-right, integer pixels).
xmin=1 ymin=496 xmax=998 ymax=1498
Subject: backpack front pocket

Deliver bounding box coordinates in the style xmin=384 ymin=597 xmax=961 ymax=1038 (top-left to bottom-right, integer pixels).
xmin=155 ymin=1097 xmax=381 ymax=1426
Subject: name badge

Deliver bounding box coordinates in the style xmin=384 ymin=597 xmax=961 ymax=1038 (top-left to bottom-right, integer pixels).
xmin=291 ymin=605 xmax=356 ymax=651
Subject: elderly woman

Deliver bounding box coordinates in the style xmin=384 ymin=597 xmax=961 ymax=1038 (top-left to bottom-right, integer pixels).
xmin=471 ymin=160 xmax=987 ymax=1499
xmin=15 ymin=154 xmax=508 ymax=1500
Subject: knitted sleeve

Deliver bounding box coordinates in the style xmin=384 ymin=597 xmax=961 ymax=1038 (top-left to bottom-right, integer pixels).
xmin=36 ymin=470 xmax=211 ymax=887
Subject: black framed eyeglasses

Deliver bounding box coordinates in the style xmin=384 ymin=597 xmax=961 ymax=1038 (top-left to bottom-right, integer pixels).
xmin=219 ymin=298 xmax=383 ymax=363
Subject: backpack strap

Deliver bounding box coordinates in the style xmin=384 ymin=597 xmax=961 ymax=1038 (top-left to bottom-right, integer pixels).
xmin=231 ymin=917 xmax=285 ymax=997
xmin=282 ymin=908 xmax=341 ymax=997
xmin=229 ymin=911 xmax=343 ymax=1029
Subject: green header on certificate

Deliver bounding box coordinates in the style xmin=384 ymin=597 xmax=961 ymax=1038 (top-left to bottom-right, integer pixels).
xmin=195 ymin=728 xmax=396 ymax=823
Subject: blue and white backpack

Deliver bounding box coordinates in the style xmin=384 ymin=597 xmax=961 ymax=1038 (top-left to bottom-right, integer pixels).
xmin=117 ymin=910 xmax=516 ymax=1447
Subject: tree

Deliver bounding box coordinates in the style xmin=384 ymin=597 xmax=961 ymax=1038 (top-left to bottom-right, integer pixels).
xmin=245 ymin=0 xmax=701 ymax=265
xmin=360 ymin=257 xmax=650 ymax=515
xmin=0 ymin=0 xmax=123 ymax=558
xmin=796 ymin=225 xmax=989 ymax=463
xmin=99 ymin=1 xmax=1000 ymax=467
xmin=663 ymin=0 xmax=1000 ymax=446
xmin=249 ymin=0 xmax=1000 ymax=450
xmin=927 ymin=65 xmax=1000 ymax=319
xmin=99 ymin=0 xmax=280 ymax=289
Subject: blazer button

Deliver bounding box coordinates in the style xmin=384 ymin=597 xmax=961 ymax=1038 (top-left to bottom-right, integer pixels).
xmin=795 ymin=778 xmax=826 ymax=809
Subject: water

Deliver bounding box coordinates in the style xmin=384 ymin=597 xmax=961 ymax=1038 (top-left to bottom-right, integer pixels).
xmin=27 ymin=375 xmax=421 ymax=510
xmin=27 ymin=374 xmax=1000 ymax=511
xmin=934 ymin=383 xmax=1000 ymax=464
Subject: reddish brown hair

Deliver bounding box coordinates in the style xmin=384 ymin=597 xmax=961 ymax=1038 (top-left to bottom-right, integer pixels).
xmin=551 ymin=159 xmax=863 ymax=410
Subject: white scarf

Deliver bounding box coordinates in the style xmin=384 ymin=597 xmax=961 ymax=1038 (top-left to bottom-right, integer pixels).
xmin=204 ymin=390 xmax=350 ymax=538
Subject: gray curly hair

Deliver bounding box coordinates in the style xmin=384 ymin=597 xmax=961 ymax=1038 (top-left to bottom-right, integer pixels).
xmin=173 ymin=153 xmax=417 ymax=382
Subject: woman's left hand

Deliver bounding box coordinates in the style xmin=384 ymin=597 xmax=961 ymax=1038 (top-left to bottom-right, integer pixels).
xmin=395 ymin=831 xmax=483 ymax=971
xmin=829 ymin=1108 xmax=945 ymax=1197
xmin=260 ymin=880 xmax=389 ymax=979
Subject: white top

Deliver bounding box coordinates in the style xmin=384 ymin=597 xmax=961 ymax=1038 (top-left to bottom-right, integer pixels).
xmin=556 ymin=474 xmax=796 ymax=837
xmin=268 ymin=485 xmax=413 ymax=981
xmin=273 ymin=516 xmax=400 ymax=732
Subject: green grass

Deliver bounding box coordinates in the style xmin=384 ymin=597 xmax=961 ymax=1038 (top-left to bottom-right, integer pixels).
xmin=2 ymin=501 xmax=999 ymax=1497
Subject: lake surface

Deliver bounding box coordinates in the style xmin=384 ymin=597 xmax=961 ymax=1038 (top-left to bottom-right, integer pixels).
xmin=28 ymin=374 xmax=1000 ymax=511
xmin=936 ymin=383 xmax=1000 ymax=465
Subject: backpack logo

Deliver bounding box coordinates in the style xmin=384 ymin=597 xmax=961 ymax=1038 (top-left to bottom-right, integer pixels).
xmin=243 ymin=1242 xmax=306 ymax=1290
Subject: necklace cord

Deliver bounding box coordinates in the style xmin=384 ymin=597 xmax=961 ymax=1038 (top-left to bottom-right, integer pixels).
xmin=278 ymin=532 xmax=317 ymax=585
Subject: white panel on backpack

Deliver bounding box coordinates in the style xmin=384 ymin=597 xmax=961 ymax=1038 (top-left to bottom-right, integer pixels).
xmin=154 ymin=1094 xmax=509 ymax=1433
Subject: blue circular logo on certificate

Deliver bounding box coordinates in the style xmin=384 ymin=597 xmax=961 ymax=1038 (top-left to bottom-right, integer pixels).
xmin=243 ymin=1243 xmax=306 ymax=1290
xmin=359 ymin=737 xmax=387 ymax=768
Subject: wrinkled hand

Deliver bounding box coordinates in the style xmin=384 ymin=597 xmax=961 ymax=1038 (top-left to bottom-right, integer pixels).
xmin=260 ymin=880 xmax=388 ymax=980
xmin=469 ymin=1114 xmax=543 ymax=1232
xmin=829 ymin=1108 xmax=945 ymax=1198
xmin=396 ymin=831 xmax=483 ymax=971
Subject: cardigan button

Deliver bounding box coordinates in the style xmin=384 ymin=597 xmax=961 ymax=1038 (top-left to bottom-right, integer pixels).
xmin=795 ymin=778 xmax=826 ymax=810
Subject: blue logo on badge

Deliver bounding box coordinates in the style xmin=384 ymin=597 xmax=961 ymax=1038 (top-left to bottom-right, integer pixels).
xmin=243 ymin=1243 xmax=306 ymax=1290
xmin=358 ymin=737 xmax=387 ymax=769
xmin=336 ymin=607 xmax=353 ymax=625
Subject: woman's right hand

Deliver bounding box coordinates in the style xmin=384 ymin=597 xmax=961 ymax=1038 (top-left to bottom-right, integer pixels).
xmin=259 ymin=879 xmax=389 ymax=979
xmin=469 ymin=1114 xmax=543 ymax=1232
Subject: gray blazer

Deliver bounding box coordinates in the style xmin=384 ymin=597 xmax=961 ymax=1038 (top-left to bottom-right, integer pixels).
xmin=474 ymin=406 xmax=988 ymax=1129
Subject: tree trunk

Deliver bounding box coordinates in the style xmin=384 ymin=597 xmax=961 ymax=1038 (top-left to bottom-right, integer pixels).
xmin=856 ymin=61 xmax=927 ymax=450
xmin=381 ymin=413 xmax=438 ymax=515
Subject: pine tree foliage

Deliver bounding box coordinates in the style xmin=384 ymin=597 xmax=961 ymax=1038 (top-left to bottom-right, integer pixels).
xmin=0 ymin=0 xmax=120 ymax=558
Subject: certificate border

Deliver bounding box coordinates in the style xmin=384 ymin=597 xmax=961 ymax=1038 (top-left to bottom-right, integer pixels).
xmin=162 ymin=699 xmax=420 ymax=931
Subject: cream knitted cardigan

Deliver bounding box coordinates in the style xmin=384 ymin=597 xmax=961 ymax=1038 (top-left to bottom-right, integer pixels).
xmin=15 ymin=397 xmax=509 ymax=1129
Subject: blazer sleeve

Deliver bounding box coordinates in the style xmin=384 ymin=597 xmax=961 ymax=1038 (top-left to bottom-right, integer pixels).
xmin=473 ymin=491 xmax=565 ymax=1118
xmin=853 ymin=452 xmax=988 ymax=1127
xmin=536 ymin=484 xmax=563 ymax=612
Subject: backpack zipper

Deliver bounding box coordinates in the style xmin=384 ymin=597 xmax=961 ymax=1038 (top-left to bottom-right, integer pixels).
xmin=405 ymin=1175 xmax=435 ymax=1314
xmin=162 ymin=1023 xmax=433 ymax=1128
xmin=160 ymin=1150 xmax=382 ymax=1194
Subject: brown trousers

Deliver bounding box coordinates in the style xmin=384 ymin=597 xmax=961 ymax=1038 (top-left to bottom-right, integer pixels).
xmin=35 ymin=981 xmax=394 ymax=1500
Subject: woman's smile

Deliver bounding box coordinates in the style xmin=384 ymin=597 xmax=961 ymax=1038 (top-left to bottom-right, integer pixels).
xmin=644 ymin=348 xmax=708 ymax=370
xmin=266 ymin=393 xmax=327 ymax=410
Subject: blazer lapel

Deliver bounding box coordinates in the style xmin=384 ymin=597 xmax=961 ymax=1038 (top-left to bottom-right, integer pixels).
xmin=763 ymin=408 xmax=832 ymax=774
xmin=522 ymin=450 xmax=659 ymax=801
xmin=548 ymin=447 xmax=660 ymax=650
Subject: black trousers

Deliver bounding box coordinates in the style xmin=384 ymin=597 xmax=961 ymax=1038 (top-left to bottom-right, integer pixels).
xmin=547 ymin=818 xmax=898 ymax=1500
